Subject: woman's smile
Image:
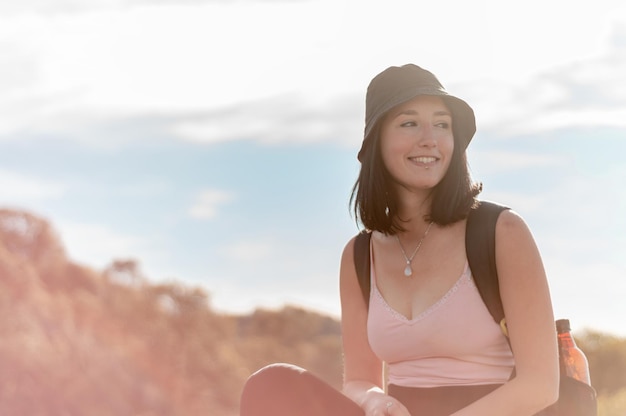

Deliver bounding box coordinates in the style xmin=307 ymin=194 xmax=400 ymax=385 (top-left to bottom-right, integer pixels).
xmin=408 ymin=156 xmax=439 ymax=167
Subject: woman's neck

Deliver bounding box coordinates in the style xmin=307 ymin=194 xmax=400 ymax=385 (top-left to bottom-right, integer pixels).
xmin=387 ymin=181 xmax=435 ymax=234
xmin=395 ymin=199 xmax=433 ymax=235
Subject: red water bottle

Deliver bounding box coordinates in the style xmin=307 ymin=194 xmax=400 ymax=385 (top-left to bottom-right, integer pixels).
xmin=556 ymin=319 xmax=591 ymax=385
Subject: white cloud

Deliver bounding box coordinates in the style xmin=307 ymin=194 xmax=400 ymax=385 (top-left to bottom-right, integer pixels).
xmin=480 ymin=192 xmax=548 ymax=216
xmin=220 ymin=240 xmax=274 ymax=263
xmin=0 ymin=169 xmax=66 ymax=202
xmin=172 ymin=94 xmax=362 ymax=147
xmin=209 ymin=274 xmax=342 ymax=318
xmin=54 ymin=219 xmax=184 ymax=283
xmin=469 ymin=150 xmax=565 ymax=175
xmin=0 ymin=1 xmax=357 ymax=139
xmin=471 ymin=35 xmax=626 ymax=137
xmin=1 ymin=0 xmax=625 ymax=145
xmin=208 ymin=236 xmax=344 ymax=316
xmin=0 ymin=0 xmax=114 ymax=15
xmin=56 ymin=220 xmax=147 ymax=267
xmin=188 ymin=189 xmax=235 ymax=220
xmin=0 ymin=0 xmax=295 ymax=16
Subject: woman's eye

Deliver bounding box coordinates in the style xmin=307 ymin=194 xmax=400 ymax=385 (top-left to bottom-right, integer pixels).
xmin=436 ymin=122 xmax=451 ymax=129
xmin=400 ymin=121 xmax=417 ymax=127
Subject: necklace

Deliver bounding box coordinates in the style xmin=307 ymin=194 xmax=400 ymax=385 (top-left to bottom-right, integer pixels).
xmin=395 ymin=222 xmax=434 ymax=277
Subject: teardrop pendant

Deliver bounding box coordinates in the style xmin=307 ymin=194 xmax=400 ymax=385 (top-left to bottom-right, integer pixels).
xmin=395 ymin=222 xmax=434 ymax=279
xmin=404 ymin=263 xmax=412 ymax=277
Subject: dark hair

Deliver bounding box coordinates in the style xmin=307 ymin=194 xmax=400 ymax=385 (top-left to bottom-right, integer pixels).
xmin=350 ymin=122 xmax=482 ymax=234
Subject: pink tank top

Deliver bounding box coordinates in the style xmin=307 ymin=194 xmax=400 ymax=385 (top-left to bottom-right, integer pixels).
xmin=367 ymin=260 xmax=514 ymax=388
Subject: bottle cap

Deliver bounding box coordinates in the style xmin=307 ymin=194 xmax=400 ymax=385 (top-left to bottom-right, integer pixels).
xmin=556 ymin=319 xmax=571 ymax=333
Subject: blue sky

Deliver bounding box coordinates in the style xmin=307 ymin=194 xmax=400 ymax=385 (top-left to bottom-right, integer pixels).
xmin=1 ymin=0 xmax=625 ymax=336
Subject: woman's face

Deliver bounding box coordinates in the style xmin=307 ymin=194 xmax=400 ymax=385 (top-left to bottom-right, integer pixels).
xmin=379 ymin=95 xmax=454 ymax=194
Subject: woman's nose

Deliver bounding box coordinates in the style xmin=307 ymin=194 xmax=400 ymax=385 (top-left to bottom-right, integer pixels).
xmin=417 ymin=124 xmax=436 ymax=147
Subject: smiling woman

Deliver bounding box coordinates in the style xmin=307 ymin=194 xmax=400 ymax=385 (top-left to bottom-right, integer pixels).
xmin=240 ymin=64 xmax=560 ymax=416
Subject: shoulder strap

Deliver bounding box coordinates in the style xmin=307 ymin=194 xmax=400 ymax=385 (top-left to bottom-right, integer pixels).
xmin=465 ymin=201 xmax=509 ymax=326
xmin=352 ymin=201 xmax=509 ymax=321
xmin=353 ymin=230 xmax=372 ymax=308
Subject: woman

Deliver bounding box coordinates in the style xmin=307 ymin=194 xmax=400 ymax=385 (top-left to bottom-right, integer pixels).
xmin=240 ymin=64 xmax=559 ymax=416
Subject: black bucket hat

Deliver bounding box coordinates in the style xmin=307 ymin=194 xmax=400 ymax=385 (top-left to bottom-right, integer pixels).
xmin=357 ymin=64 xmax=476 ymax=162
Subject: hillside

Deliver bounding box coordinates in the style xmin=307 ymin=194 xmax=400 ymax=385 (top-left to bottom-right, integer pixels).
xmin=0 ymin=208 xmax=342 ymax=415
xmin=1 ymin=208 xmax=626 ymax=415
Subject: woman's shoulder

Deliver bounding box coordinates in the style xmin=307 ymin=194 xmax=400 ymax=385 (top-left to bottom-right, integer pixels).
xmin=489 ymin=204 xmax=537 ymax=251
xmin=341 ymin=232 xmax=365 ymax=266
xmin=495 ymin=206 xmax=527 ymax=231
xmin=342 ymin=230 xmax=376 ymax=260
xmin=467 ymin=199 xmax=532 ymax=241
xmin=472 ymin=200 xmax=524 ymax=226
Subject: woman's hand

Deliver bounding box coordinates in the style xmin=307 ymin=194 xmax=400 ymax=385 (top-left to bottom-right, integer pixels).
xmin=361 ymin=393 xmax=411 ymax=416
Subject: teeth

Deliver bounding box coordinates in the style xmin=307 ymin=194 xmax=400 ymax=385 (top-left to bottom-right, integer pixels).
xmin=412 ymin=157 xmax=436 ymax=163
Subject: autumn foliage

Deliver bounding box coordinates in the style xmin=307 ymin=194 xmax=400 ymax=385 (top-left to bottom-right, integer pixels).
xmin=0 ymin=208 xmax=625 ymax=415
xmin=0 ymin=208 xmax=342 ymax=415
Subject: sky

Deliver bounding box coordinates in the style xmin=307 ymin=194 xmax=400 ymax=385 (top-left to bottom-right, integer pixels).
xmin=1 ymin=0 xmax=625 ymax=336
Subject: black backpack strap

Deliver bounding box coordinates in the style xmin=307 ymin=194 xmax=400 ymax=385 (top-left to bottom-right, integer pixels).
xmin=465 ymin=201 xmax=509 ymax=330
xmin=353 ymin=230 xmax=372 ymax=308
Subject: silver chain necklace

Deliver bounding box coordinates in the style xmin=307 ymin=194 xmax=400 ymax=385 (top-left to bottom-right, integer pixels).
xmin=395 ymin=222 xmax=434 ymax=277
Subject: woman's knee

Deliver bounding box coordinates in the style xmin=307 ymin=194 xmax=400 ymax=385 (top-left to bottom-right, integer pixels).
xmin=246 ymin=363 xmax=306 ymax=387
xmin=240 ymin=363 xmax=361 ymax=416
xmin=240 ymin=363 xmax=307 ymax=413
